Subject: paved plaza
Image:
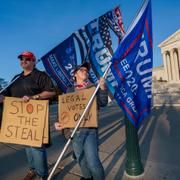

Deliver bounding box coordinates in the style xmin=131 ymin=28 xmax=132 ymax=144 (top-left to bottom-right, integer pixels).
xmin=0 ymin=102 xmax=180 ymax=180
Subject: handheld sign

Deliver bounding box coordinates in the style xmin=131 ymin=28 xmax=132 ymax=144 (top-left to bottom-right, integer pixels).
xmin=58 ymin=87 xmax=97 ymax=128
xmin=0 ymin=97 xmax=48 ymax=147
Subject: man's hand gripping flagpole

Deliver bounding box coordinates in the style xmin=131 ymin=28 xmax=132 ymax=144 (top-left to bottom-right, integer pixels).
xmin=47 ymin=62 xmax=112 ymax=180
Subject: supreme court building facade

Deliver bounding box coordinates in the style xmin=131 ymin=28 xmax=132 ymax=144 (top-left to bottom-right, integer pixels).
xmin=153 ymin=29 xmax=180 ymax=83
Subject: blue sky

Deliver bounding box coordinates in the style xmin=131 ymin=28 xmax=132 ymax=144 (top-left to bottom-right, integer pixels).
xmin=0 ymin=0 xmax=180 ymax=82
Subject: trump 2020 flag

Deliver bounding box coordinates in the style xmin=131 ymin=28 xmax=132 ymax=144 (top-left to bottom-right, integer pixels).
xmin=41 ymin=35 xmax=77 ymax=93
xmin=111 ymin=0 xmax=153 ymax=127
xmin=74 ymin=6 xmax=125 ymax=95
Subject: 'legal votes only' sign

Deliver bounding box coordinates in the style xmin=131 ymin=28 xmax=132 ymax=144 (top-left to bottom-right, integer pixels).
xmin=58 ymin=87 xmax=97 ymax=128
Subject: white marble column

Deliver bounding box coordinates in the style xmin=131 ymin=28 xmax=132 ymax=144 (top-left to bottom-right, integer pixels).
xmin=174 ymin=50 xmax=180 ymax=81
xmin=166 ymin=52 xmax=172 ymax=81
xmin=162 ymin=52 xmax=168 ymax=81
xmin=178 ymin=48 xmax=180 ymax=72
xmin=172 ymin=50 xmax=179 ymax=81
xmin=170 ymin=50 xmax=177 ymax=81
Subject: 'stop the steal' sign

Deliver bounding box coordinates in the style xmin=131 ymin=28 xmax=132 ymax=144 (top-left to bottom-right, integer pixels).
xmin=58 ymin=87 xmax=97 ymax=128
xmin=0 ymin=97 xmax=48 ymax=147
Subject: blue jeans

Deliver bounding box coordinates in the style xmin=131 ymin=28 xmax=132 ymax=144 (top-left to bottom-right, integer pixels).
xmin=72 ymin=128 xmax=105 ymax=180
xmin=25 ymin=146 xmax=48 ymax=180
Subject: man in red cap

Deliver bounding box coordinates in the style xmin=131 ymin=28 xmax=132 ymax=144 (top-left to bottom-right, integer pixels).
xmin=0 ymin=51 xmax=56 ymax=180
xmin=18 ymin=51 xmax=36 ymax=62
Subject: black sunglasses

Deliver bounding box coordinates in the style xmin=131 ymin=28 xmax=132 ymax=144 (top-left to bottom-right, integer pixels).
xmin=19 ymin=57 xmax=32 ymax=61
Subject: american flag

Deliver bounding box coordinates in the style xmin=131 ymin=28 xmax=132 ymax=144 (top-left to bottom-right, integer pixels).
xmin=73 ymin=6 xmax=125 ymax=94
xmin=99 ymin=15 xmax=113 ymax=54
xmin=107 ymin=7 xmax=125 ymax=43
xmin=74 ymin=6 xmax=125 ymax=61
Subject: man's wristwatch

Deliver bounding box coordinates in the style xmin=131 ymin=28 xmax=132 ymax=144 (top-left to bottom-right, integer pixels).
xmin=33 ymin=94 xmax=40 ymax=100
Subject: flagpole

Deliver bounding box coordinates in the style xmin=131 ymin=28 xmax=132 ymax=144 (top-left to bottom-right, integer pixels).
xmin=124 ymin=116 xmax=144 ymax=176
xmin=47 ymin=62 xmax=111 ymax=180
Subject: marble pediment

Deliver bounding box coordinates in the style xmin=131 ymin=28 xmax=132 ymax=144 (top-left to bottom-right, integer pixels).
xmin=159 ymin=29 xmax=180 ymax=48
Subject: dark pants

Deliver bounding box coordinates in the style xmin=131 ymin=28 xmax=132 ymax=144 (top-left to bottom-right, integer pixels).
xmin=72 ymin=128 xmax=105 ymax=180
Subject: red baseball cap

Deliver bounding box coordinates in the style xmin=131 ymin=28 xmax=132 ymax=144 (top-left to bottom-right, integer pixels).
xmin=18 ymin=51 xmax=36 ymax=62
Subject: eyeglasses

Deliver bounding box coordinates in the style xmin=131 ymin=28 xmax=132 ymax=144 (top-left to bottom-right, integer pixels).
xmin=19 ymin=57 xmax=32 ymax=61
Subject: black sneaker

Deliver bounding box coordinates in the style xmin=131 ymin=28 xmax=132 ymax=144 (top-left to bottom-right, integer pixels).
xmin=71 ymin=152 xmax=77 ymax=160
xmin=80 ymin=177 xmax=93 ymax=180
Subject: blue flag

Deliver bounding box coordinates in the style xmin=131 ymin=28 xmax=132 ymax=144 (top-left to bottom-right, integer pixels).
xmin=41 ymin=6 xmax=124 ymax=94
xmin=41 ymin=35 xmax=77 ymax=93
xmin=111 ymin=0 xmax=153 ymax=127
xmin=74 ymin=6 xmax=125 ymax=95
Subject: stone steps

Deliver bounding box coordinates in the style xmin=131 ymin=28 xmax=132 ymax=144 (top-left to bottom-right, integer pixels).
xmin=153 ymin=82 xmax=180 ymax=106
